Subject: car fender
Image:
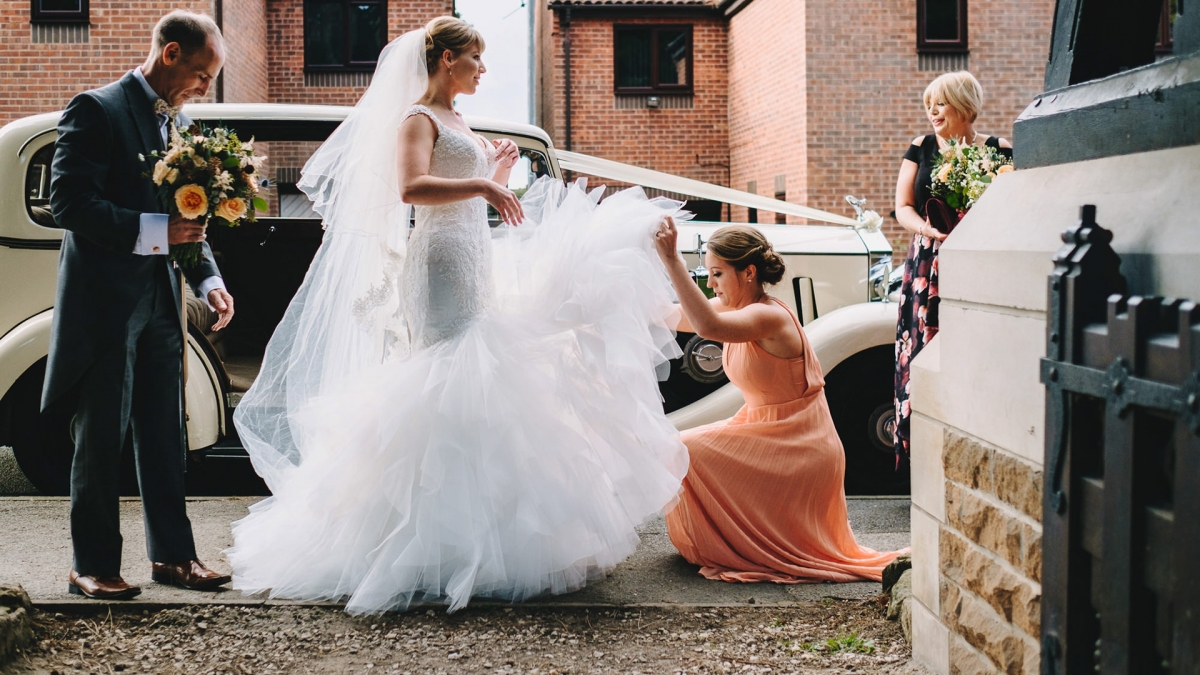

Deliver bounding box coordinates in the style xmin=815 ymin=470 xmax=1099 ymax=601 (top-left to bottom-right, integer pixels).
xmin=667 ymin=302 xmax=897 ymax=431
xmin=0 ymin=309 xmax=53 ymax=404
xmin=0 ymin=309 xmax=222 ymax=450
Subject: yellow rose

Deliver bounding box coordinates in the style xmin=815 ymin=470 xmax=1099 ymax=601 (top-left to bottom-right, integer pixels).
xmin=936 ymin=163 xmax=953 ymax=182
xmin=215 ymin=197 xmax=247 ymax=222
xmin=996 ymin=164 xmax=1015 ymax=174
xmin=152 ymin=160 xmax=170 ymax=185
xmin=174 ymin=184 xmax=209 ymax=219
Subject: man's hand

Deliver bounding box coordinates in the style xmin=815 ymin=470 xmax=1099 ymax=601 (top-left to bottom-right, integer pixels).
xmin=491 ymin=138 xmax=520 ymax=169
xmin=207 ymin=288 xmax=234 ymax=331
xmin=168 ymin=214 xmax=207 ymax=245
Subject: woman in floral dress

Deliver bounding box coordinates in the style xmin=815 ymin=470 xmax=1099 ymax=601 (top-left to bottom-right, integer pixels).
xmin=893 ymin=71 xmax=1012 ymax=459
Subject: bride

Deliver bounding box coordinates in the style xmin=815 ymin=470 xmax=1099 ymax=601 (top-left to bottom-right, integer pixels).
xmin=226 ymin=16 xmax=690 ymax=614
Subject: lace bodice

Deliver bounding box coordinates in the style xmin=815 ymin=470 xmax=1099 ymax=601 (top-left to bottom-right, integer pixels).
xmin=400 ymin=105 xmax=498 ymax=348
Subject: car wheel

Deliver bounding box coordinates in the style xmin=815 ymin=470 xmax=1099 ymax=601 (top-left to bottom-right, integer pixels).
xmin=659 ymin=333 xmax=729 ymax=414
xmin=823 ymin=345 xmax=910 ymax=496
xmin=6 ymin=359 xmax=138 ymax=496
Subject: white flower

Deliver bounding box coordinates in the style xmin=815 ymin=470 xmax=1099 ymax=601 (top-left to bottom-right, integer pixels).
xmin=213 ymin=171 xmax=234 ymax=191
xmin=165 ymin=168 xmax=180 ymax=184
xmin=152 ymin=160 xmax=170 ymax=185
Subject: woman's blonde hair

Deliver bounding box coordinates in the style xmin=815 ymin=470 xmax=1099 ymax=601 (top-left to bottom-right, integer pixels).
xmin=424 ymin=16 xmax=485 ymax=75
xmin=922 ymin=71 xmax=983 ymax=122
xmin=707 ymin=225 xmax=786 ymax=286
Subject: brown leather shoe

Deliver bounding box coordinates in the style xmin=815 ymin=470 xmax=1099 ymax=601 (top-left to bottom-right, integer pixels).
xmin=151 ymin=559 xmax=231 ymax=591
xmin=68 ymin=570 xmax=142 ymax=600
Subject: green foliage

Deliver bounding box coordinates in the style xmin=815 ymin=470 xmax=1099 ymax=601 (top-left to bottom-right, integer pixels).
xmin=823 ymin=633 xmax=876 ymax=654
xmin=929 ymin=139 xmax=1013 ymax=214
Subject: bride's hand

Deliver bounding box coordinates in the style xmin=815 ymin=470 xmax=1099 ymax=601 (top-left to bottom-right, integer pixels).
xmin=481 ymin=180 xmax=524 ymax=225
xmin=491 ymin=138 xmax=520 ymax=169
xmin=654 ymin=216 xmax=682 ymax=266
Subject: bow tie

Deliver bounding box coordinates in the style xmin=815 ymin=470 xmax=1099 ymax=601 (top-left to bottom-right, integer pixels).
xmin=153 ymin=98 xmax=180 ymax=122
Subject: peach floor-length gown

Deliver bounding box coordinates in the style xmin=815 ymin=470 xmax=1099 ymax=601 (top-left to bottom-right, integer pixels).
xmin=666 ymin=297 xmax=907 ymax=583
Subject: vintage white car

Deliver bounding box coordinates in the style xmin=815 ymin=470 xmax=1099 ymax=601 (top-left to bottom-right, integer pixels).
xmin=0 ymin=104 xmax=904 ymax=496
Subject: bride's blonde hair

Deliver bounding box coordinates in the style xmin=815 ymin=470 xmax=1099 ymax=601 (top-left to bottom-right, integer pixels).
xmin=424 ymin=16 xmax=485 ymax=75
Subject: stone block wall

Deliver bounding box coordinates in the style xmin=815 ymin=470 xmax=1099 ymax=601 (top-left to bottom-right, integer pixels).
xmin=939 ymin=430 xmax=1042 ymax=674
xmin=908 ymin=143 xmax=1200 ymax=675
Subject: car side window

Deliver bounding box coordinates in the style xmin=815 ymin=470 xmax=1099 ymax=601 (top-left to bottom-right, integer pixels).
xmin=487 ymin=148 xmax=553 ymax=227
xmin=251 ymin=140 xmax=324 ymax=221
xmin=26 ymin=142 xmax=56 ymax=227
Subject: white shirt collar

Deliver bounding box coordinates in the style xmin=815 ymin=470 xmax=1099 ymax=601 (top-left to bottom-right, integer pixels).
xmin=132 ymin=67 xmax=163 ymax=107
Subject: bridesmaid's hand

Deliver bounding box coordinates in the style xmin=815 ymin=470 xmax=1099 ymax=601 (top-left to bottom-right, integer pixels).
xmin=654 ymin=216 xmax=683 ymax=266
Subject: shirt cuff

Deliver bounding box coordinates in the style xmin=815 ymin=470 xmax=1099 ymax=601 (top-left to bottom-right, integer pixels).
xmin=197 ymin=276 xmax=227 ymax=312
xmin=134 ymin=213 xmax=169 ymax=255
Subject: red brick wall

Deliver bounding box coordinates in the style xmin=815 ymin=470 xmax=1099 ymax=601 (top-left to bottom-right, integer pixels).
xmin=0 ymin=0 xmax=216 ymax=127
xmin=802 ymin=0 xmax=1054 ymax=255
xmin=727 ymin=0 xmax=806 ymax=224
xmin=265 ymin=0 xmax=452 ymax=105
xmin=542 ymin=12 xmax=730 ymax=197
xmin=0 ymin=0 xmax=453 ymax=127
xmin=222 ymin=0 xmax=269 ymax=103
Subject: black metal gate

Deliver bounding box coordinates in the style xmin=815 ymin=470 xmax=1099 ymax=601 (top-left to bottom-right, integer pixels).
xmin=1039 ymin=205 xmax=1200 ymax=674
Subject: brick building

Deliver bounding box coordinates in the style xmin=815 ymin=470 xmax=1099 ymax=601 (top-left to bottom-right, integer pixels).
xmin=0 ymin=0 xmax=454 ymax=126
xmin=534 ymin=0 xmax=1055 ymax=252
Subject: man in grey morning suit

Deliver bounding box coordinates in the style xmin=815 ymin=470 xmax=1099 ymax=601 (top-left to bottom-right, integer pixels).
xmin=46 ymin=11 xmax=236 ymax=599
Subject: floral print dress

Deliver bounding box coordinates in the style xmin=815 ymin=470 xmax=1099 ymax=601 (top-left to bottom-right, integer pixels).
xmin=894 ymin=135 xmax=1011 ymax=459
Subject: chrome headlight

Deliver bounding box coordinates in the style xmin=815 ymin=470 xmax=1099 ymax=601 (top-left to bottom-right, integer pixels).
xmin=868 ymin=254 xmax=892 ymax=302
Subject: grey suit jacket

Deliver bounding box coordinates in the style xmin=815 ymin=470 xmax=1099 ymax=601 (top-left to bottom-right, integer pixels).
xmin=43 ymin=71 xmax=221 ymax=410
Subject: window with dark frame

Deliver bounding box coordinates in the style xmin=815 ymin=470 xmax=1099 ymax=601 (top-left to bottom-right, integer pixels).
xmin=1156 ymin=0 xmax=1177 ymax=55
xmin=917 ymin=0 xmax=968 ymax=53
xmin=304 ymin=0 xmax=387 ymax=72
xmin=30 ymin=0 xmax=89 ymax=24
xmin=614 ymin=25 xmax=693 ymax=94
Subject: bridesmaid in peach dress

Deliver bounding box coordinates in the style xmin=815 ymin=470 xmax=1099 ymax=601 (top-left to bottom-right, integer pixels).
xmin=653 ymin=220 xmax=906 ymax=583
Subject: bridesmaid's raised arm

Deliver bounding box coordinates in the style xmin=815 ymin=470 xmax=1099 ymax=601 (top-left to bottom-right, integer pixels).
xmin=653 ymin=217 xmax=791 ymax=345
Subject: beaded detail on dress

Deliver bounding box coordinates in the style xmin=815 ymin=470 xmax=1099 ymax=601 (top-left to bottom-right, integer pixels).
xmin=400 ymin=104 xmax=499 ymax=349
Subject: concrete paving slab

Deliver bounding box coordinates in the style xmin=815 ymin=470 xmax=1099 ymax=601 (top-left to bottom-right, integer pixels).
xmin=0 ymin=496 xmax=909 ymax=610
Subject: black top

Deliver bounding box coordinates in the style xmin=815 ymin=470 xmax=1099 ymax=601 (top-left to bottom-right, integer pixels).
xmin=903 ymin=134 xmax=1014 ymax=218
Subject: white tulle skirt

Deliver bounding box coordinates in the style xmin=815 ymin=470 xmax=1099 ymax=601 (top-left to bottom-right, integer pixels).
xmin=227 ymin=180 xmax=689 ymax=614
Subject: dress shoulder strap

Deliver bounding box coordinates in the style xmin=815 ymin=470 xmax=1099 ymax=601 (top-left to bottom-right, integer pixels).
xmin=984 ymin=135 xmax=1000 ymax=149
xmin=403 ymin=104 xmax=443 ymax=128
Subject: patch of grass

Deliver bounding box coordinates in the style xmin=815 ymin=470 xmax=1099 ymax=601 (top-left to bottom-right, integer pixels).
xmin=824 ymin=633 xmax=876 ymax=654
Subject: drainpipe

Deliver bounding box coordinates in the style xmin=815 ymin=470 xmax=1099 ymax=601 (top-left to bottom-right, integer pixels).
xmin=562 ymin=6 xmax=572 ymax=151
xmin=214 ymin=0 xmax=224 ymax=102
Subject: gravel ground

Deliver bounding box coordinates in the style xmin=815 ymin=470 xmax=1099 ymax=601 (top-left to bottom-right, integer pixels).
xmin=5 ymin=600 xmax=927 ymax=675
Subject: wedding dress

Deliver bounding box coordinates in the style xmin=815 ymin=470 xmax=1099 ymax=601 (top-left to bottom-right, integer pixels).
xmin=227 ymin=31 xmax=688 ymax=614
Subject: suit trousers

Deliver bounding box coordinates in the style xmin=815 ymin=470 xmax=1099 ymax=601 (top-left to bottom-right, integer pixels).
xmin=70 ymin=266 xmax=197 ymax=576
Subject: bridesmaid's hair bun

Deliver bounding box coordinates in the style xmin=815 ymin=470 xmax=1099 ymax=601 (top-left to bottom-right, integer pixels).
xmin=424 ymin=16 xmax=485 ymax=76
xmin=707 ymin=225 xmax=786 ymax=286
